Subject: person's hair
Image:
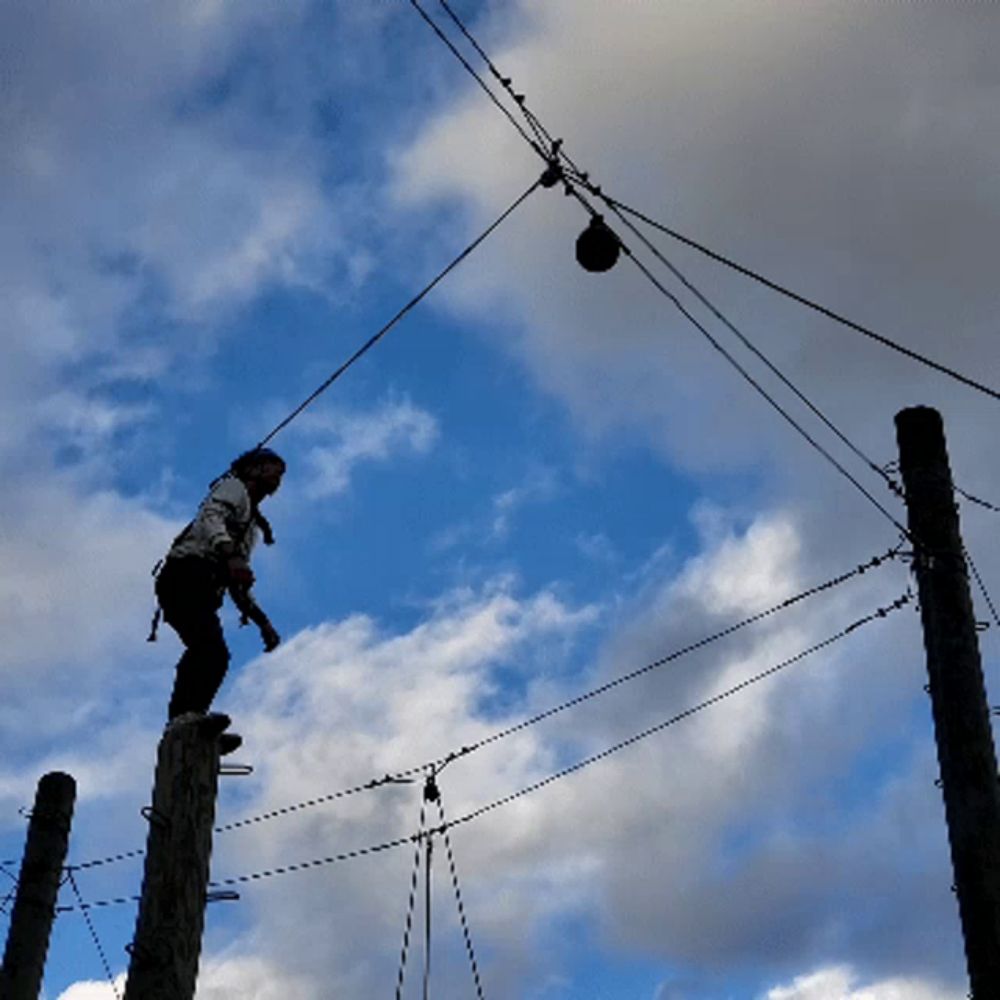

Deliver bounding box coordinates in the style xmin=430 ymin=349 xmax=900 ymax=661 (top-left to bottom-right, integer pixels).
xmin=230 ymin=447 xmax=286 ymax=479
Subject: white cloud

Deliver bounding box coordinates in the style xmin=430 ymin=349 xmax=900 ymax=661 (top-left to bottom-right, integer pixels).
xmin=297 ymin=397 xmax=439 ymax=498
xmin=195 ymin=954 xmax=314 ymax=1000
xmin=490 ymin=466 xmax=558 ymax=539
xmin=761 ymin=965 xmax=964 ymax=1000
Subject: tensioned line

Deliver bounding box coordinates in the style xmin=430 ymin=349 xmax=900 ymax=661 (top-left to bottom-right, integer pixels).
xmin=57 ymin=584 xmax=909 ymax=911
xmin=66 ymin=545 xmax=901 ymax=874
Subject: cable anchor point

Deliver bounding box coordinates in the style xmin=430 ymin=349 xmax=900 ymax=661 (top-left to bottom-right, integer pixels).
xmin=423 ymin=769 xmax=440 ymax=804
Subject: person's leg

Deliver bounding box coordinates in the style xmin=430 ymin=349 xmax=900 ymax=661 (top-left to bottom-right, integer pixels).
xmin=166 ymin=610 xmax=230 ymax=718
xmin=156 ymin=559 xmax=231 ymax=719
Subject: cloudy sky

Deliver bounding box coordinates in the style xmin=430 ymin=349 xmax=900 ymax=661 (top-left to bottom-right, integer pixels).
xmin=2 ymin=1 xmax=998 ymax=998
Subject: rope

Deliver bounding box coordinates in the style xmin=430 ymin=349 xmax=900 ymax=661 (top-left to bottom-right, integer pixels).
xmin=433 ymin=790 xmax=486 ymax=999
xmin=600 ymin=195 xmax=1000 ymax=405
xmin=601 ymin=209 xmax=910 ymax=538
xmin=65 ymin=868 xmax=120 ymax=999
xmin=414 ymin=0 xmax=911 ymax=538
xmin=409 ymin=0 xmax=548 ymax=162
xmin=956 ymin=484 xmax=1000 ymax=515
xmin=577 ymin=180 xmax=898 ymax=493
xmin=395 ymin=796 xmax=428 ymax=1000
xmin=256 ymin=176 xmax=542 ymax=448
xmin=68 ymin=545 xmax=901 ymax=873
xmin=965 ymin=547 xmax=1000 ymax=632
xmin=444 ymin=545 xmax=903 ymax=762
xmin=54 ymin=588 xmax=909 ymax=915
xmin=423 ymin=830 xmax=433 ymax=1000
xmin=437 ymin=590 xmax=913 ymax=836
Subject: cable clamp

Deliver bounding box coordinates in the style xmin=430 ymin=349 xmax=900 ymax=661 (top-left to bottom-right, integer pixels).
xmin=423 ymin=769 xmax=440 ymax=805
xmin=540 ymin=142 xmax=564 ymax=189
xmin=368 ymin=773 xmax=416 ymax=789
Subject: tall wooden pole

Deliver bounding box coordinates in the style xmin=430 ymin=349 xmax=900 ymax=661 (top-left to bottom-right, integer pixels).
xmin=896 ymin=405 xmax=1000 ymax=998
xmin=0 ymin=771 xmax=77 ymax=1000
xmin=123 ymin=714 xmax=234 ymax=1000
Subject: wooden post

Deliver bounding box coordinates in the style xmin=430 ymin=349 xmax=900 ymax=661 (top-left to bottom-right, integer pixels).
xmin=123 ymin=714 xmax=235 ymax=1000
xmin=0 ymin=771 xmax=77 ymax=1000
xmin=896 ymin=406 xmax=1000 ymax=998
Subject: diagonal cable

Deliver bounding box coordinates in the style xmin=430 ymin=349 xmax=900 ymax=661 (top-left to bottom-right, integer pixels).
xmin=396 ymin=795 xmax=428 ymax=1000
xmin=600 ymin=195 xmax=1000 ymax=405
xmin=256 ymin=176 xmax=542 ymax=447
xmin=579 ymin=181 xmax=897 ymax=492
xmin=605 ymin=218 xmax=909 ymax=537
xmin=435 ymin=0 xmax=1000 ymax=413
xmin=409 ymin=0 xmax=549 ymax=161
xmin=432 ymin=789 xmax=486 ymax=999
xmin=68 ymin=545 xmax=901 ymax=872
xmin=414 ymin=0 xmax=911 ymax=538
xmin=964 ymin=547 xmax=1000 ymax=632
xmin=55 ymin=589 xmax=909 ymax=913
xmin=437 ymin=590 xmax=913 ymax=835
xmin=65 ymin=867 xmax=120 ymax=999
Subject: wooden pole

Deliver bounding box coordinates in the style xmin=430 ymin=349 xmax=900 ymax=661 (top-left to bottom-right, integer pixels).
xmin=0 ymin=771 xmax=77 ymax=1000
xmin=895 ymin=405 xmax=1000 ymax=998
xmin=123 ymin=714 xmax=235 ymax=1000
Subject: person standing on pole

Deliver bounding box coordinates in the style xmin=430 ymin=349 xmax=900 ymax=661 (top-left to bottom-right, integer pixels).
xmin=150 ymin=447 xmax=286 ymax=723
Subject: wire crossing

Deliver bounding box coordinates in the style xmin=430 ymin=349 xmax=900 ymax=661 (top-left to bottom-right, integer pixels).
xmin=56 ymin=587 xmax=909 ymax=914
xmin=567 ymin=182 xmax=910 ymax=538
xmin=255 ymin=176 xmax=542 ymax=448
xmin=412 ymin=0 xmax=913 ymax=540
xmin=66 ymin=544 xmax=902 ymax=874
xmin=598 ymin=195 xmax=1000 ymax=405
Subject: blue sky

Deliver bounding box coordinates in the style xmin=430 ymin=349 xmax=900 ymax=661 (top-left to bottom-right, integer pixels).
xmin=2 ymin=2 xmax=999 ymax=998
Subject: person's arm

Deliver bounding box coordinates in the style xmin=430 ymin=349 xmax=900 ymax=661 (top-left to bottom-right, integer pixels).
xmin=228 ymin=585 xmax=281 ymax=652
xmin=201 ymin=480 xmax=254 ymax=584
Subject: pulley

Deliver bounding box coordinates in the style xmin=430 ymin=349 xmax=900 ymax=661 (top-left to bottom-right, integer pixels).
xmin=575 ymin=215 xmax=620 ymax=273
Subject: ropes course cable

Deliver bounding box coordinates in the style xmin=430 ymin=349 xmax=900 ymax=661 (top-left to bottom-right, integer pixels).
xmin=58 ymin=587 xmax=909 ymax=914
xmin=442 ymin=545 xmax=903 ymax=763
xmin=432 ymin=784 xmax=487 ymax=999
xmin=65 ymin=867 xmax=120 ymax=999
xmin=255 ymin=177 xmax=542 ymax=448
xmin=423 ymin=828 xmax=433 ymax=1000
xmin=436 ymin=589 xmax=913 ymax=837
xmin=572 ymin=180 xmax=898 ymax=491
xmin=598 ymin=195 xmax=1000 ymax=405
xmin=409 ymin=0 xmax=548 ymax=162
xmin=0 ymin=864 xmax=18 ymax=917
xmin=955 ymin=484 xmax=1000 ymax=515
xmin=412 ymin=0 xmax=912 ymax=539
xmin=965 ymin=547 xmax=1000 ymax=633
xmin=614 ymin=225 xmax=909 ymax=537
xmin=395 ymin=796 xmax=428 ymax=1000
xmin=67 ymin=544 xmax=902 ymax=873
xmin=55 ymin=834 xmax=415 ymax=913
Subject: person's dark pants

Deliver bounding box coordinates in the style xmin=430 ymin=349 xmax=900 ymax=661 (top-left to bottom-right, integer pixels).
xmin=155 ymin=557 xmax=230 ymax=720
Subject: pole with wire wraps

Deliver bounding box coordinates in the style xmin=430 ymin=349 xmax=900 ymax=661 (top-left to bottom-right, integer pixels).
xmin=0 ymin=771 xmax=77 ymax=999
xmin=895 ymin=406 xmax=1000 ymax=998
